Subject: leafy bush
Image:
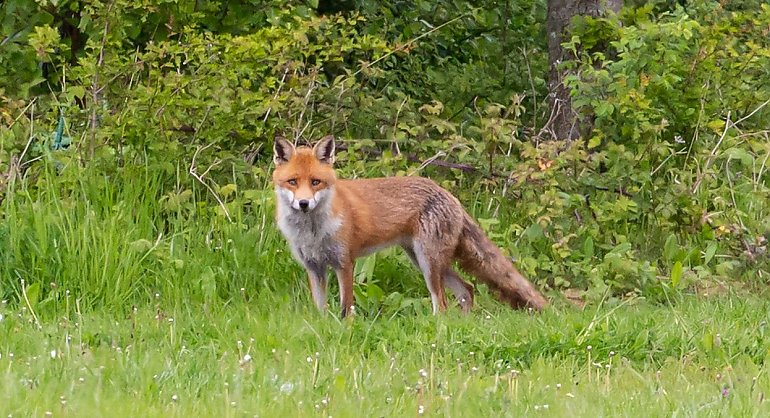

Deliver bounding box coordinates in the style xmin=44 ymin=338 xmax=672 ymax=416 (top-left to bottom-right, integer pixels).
xmin=553 ymin=3 xmax=770 ymax=294
xmin=2 ymin=1 xmax=770 ymax=309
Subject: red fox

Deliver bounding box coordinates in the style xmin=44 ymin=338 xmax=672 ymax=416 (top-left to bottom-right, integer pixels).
xmin=272 ymin=135 xmax=548 ymax=317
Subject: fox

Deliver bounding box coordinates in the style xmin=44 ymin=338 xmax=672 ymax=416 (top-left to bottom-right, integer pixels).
xmin=272 ymin=135 xmax=548 ymax=317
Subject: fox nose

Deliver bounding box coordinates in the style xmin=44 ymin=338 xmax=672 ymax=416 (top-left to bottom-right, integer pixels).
xmin=298 ymin=200 xmax=310 ymax=211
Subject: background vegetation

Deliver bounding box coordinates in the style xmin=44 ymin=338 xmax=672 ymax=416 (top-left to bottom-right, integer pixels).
xmin=1 ymin=0 xmax=770 ymax=414
xmin=3 ymin=0 xmax=769 ymax=306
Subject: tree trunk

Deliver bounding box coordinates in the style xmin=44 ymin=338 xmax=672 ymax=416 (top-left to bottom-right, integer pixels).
xmin=546 ymin=0 xmax=622 ymax=140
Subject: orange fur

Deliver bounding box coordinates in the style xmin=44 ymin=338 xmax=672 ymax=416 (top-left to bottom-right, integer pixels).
xmin=272 ymin=136 xmax=547 ymax=317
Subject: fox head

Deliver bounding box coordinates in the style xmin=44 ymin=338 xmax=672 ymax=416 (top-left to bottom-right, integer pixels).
xmin=272 ymin=135 xmax=337 ymax=213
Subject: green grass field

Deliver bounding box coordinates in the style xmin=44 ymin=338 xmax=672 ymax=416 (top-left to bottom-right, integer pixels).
xmin=3 ymin=294 xmax=770 ymax=417
xmin=2 ymin=170 xmax=770 ymax=417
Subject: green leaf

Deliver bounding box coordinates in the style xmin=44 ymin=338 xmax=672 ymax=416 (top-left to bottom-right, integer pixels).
xmin=595 ymin=102 xmax=614 ymax=117
xmin=130 ymin=239 xmax=154 ymax=253
xmin=608 ymin=242 xmax=632 ymax=254
xmin=477 ymin=217 xmax=500 ymax=233
xmin=716 ymin=260 xmax=739 ymax=276
xmin=670 ymin=261 xmax=683 ymax=287
xmin=333 ymin=375 xmax=346 ymax=391
xmin=702 ymin=331 xmax=713 ymax=351
xmin=419 ymin=101 xmax=444 ymax=116
xmin=704 ymin=242 xmax=717 ymax=265
xmin=663 ymin=234 xmax=679 ymax=262
xmin=725 ymin=147 xmax=754 ymax=167
xmin=366 ymin=283 xmax=385 ymax=303
xmin=66 ymin=85 xmax=86 ymax=101
xmin=25 ymin=282 xmax=41 ymax=307
xmin=200 ymin=267 xmax=218 ymax=302
xmin=706 ymin=119 xmax=725 ymax=133
xmin=219 ymin=184 xmax=237 ymax=199
xmin=356 ymin=255 xmax=377 ymax=283
xmin=587 ymin=135 xmax=602 ymax=149
xmin=583 ymin=236 xmax=594 ymax=258
xmin=524 ymin=223 xmax=544 ymax=242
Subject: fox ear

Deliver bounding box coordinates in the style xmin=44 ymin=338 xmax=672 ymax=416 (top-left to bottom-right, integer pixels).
xmin=313 ymin=135 xmax=336 ymax=165
xmin=273 ymin=136 xmax=295 ymax=165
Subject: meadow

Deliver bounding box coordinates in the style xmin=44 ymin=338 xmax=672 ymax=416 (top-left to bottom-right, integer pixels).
xmin=2 ymin=170 xmax=769 ymax=417
xmin=3 ymin=283 xmax=770 ymax=417
xmin=3 ymin=2 xmax=770 ymax=416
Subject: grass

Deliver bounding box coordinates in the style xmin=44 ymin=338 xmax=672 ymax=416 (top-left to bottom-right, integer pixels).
xmin=3 ymin=295 xmax=770 ymax=417
xmin=2 ymin=168 xmax=770 ymax=417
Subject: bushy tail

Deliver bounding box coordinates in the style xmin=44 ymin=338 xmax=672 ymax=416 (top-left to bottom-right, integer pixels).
xmin=455 ymin=214 xmax=548 ymax=310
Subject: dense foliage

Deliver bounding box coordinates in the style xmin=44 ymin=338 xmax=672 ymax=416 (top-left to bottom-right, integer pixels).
xmin=1 ymin=0 xmax=769 ymax=311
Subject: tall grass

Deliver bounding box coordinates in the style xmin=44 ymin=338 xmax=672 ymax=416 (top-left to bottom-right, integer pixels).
xmin=2 ymin=162 xmax=770 ymax=416
xmin=0 ymin=162 xmax=296 ymax=316
xmin=0 ymin=160 xmax=512 ymax=318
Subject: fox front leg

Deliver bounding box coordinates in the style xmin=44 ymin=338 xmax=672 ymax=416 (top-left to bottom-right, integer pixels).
xmin=306 ymin=269 xmax=328 ymax=313
xmin=334 ymin=262 xmax=355 ymax=318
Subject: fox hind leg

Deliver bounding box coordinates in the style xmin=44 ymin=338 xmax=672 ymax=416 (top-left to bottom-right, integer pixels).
xmin=403 ymin=245 xmax=472 ymax=313
xmin=406 ymin=243 xmax=466 ymax=314
xmin=443 ymin=268 xmax=474 ymax=313
xmin=407 ymin=242 xmax=447 ymax=314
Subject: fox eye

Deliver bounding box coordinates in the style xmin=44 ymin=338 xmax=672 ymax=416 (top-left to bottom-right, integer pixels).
xmin=311 ymin=179 xmax=321 ymax=186
xmin=287 ymin=179 xmax=298 ymax=186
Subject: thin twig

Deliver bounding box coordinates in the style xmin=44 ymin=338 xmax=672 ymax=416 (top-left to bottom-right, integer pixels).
xmin=1 ymin=30 xmax=23 ymax=46
xmin=189 ymin=144 xmax=233 ymax=222
xmin=651 ymin=147 xmax=688 ymax=177
xmin=263 ymin=67 xmax=290 ymax=123
xmin=4 ymin=98 xmax=37 ymax=132
xmin=683 ymin=79 xmax=709 ymax=170
xmin=243 ymin=143 xmax=263 ymax=165
xmin=392 ymin=96 xmax=409 ymax=155
xmin=20 ymin=279 xmax=42 ymax=330
xmin=89 ymin=2 xmax=114 ymax=159
xmin=733 ymin=130 xmax=770 ymax=141
xmin=330 ymin=78 xmax=348 ymax=133
xmin=0 ymin=156 xmax=20 ymax=206
xmin=692 ymin=99 xmax=770 ymax=193
xmin=408 ymin=144 xmax=468 ymax=176
xmin=756 ymin=132 xmax=770 ymax=191
xmin=295 ymin=72 xmax=318 ymax=140
xmin=520 ymin=46 xmax=539 ymax=135
xmin=724 ymin=158 xmax=744 ymax=230
xmin=405 ymin=154 xmax=476 ymax=172
xmin=734 ymin=98 xmax=770 ymax=126
xmin=191 ymin=105 xmax=212 ymax=143
xmin=18 ymin=103 xmax=36 ymax=165
xmin=411 ymin=150 xmax=447 ymax=174
xmin=692 ymin=110 xmax=731 ymax=193
xmin=535 ymin=97 xmax=560 ymax=143
xmin=346 ymin=14 xmax=467 ymax=81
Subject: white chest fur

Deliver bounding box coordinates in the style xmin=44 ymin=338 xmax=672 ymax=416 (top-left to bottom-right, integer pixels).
xmin=276 ymin=194 xmax=344 ymax=273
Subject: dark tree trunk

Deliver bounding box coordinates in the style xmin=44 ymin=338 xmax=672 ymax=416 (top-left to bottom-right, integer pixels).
xmin=546 ymin=0 xmax=622 ymax=140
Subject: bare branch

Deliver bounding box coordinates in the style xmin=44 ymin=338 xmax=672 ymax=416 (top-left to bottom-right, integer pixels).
xmin=346 ymin=14 xmax=467 ymax=81
xmin=88 ymin=2 xmax=114 ymax=159
xmin=734 ymin=98 xmax=770 ymax=126
xmin=263 ymin=66 xmax=290 ymax=123
xmin=189 ymin=144 xmax=233 ymax=223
